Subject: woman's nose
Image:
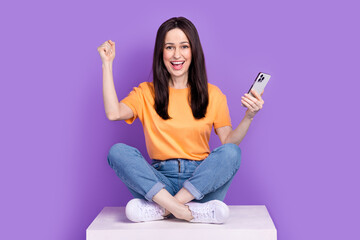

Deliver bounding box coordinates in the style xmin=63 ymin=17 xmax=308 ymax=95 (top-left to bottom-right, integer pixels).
xmin=174 ymin=47 xmax=181 ymax=58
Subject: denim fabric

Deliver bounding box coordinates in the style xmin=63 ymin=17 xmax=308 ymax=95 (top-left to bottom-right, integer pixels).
xmin=107 ymin=143 xmax=241 ymax=203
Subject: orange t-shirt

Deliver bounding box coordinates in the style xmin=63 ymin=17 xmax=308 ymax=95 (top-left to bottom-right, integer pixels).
xmin=120 ymin=82 xmax=232 ymax=161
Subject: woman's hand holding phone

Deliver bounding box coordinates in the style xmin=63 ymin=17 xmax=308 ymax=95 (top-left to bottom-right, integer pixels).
xmin=241 ymin=72 xmax=270 ymax=119
xmin=241 ymin=89 xmax=265 ymax=120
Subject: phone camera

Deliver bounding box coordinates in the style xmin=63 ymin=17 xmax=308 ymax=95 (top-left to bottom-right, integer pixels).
xmin=258 ymin=75 xmax=265 ymax=82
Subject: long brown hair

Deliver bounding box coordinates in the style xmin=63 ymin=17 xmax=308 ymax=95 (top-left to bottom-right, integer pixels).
xmin=152 ymin=17 xmax=209 ymax=120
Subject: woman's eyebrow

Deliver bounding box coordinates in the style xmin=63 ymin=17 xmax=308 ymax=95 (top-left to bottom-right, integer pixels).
xmin=165 ymin=41 xmax=189 ymax=45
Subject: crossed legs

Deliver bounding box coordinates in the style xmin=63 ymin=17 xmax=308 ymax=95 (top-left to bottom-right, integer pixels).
xmin=107 ymin=143 xmax=241 ymax=222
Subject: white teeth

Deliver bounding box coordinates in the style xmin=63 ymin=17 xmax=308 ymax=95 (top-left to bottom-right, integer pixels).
xmin=171 ymin=61 xmax=184 ymax=65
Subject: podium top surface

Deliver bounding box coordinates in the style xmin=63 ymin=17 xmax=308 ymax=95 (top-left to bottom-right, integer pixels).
xmin=87 ymin=205 xmax=276 ymax=231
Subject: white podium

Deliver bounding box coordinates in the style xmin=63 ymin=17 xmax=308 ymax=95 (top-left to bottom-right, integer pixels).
xmin=87 ymin=206 xmax=277 ymax=240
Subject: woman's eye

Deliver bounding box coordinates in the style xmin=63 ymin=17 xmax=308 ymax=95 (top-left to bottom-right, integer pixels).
xmin=165 ymin=45 xmax=189 ymax=50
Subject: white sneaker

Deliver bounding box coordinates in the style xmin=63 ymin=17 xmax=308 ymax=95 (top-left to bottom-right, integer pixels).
xmin=185 ymin=200 xmax=230 ymax=224
xmin=125 ymin=198 xmax=165 ymax=222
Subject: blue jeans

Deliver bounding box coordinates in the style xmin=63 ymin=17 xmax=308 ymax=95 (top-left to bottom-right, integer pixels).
xmin=107 ymin=143 xmax=241 ymax=203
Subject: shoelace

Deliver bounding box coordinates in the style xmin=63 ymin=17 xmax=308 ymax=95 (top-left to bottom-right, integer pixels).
xmin=192 ymin=205 xmax=215 ymax=220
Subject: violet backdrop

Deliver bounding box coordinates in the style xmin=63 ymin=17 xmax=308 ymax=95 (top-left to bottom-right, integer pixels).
xmin=1 ymin=0 xmax=359 ymax=239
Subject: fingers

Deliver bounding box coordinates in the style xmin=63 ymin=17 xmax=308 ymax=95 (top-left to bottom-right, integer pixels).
xmin=250 ymin=89 xmax=265 ymax=105
xmin=241 ymin=93 xmax=264 ymax=111
xmin=241 ymin=95 xmax=261 ymax=111
xmin=103 ymin=42 xmax=111 ymax=54
xmin=241 ymin=99 xmax=252 ymax=110
xmin=97 ymin=44 xmax=109 ymax=54
xmin=250 ymin=89 xmax=262 ymax=100
xmin=97 ymin=40 xmax=114 ymax=51
xmin=108 ymin=40 xmax=115 ymax=55
xmin=107 ymin=40 xmax=115 ymax=52
xmin=108 ymin=40 xmax=115 ymax=47
xmin=97 ymin=40 xmax=115 ymax=57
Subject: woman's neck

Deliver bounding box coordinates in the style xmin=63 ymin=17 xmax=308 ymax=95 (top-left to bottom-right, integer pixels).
xmin=169 ymin=75 xmax=189 ymax=89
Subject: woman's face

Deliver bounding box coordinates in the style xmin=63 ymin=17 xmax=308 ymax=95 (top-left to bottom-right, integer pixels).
xmin=163 ymin=28 xmax=192 ymax=81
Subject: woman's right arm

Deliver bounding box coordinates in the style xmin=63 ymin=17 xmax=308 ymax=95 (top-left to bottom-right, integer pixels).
xmin=97 ymin=40 xmax=134 ymax=121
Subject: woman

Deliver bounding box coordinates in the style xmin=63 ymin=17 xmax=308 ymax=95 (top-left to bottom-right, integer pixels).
xmin=97 ymin=17 xmax=264 ymax=224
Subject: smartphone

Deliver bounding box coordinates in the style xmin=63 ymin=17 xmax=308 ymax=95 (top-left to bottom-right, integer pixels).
xmin=248 ymin=72 xmax=271 ymax=97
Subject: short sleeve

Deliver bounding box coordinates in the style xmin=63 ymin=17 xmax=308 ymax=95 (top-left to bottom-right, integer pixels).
xmin=213 ymin=92 xmax=232 ymax=130
xmin=120 ymin=84 xmax=144 ymax=124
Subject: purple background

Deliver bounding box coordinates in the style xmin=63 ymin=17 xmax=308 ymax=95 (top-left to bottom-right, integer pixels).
xmin=1 ymin=0 xmax=359 ymax=239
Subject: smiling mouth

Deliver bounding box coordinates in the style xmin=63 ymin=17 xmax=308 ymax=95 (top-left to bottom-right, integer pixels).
xmin=170 ymin=61 xmax=185 ymax=70
xmin=170 ymin=61 xmax=185 ymax=66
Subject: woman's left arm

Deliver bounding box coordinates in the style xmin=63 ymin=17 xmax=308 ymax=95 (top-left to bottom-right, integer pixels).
xmin=216 ymin=89 xmax=264 ymax=145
